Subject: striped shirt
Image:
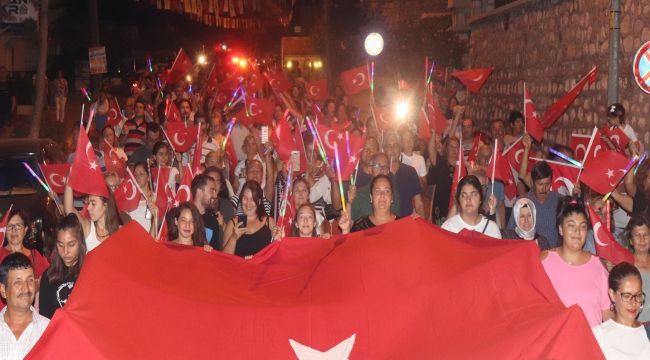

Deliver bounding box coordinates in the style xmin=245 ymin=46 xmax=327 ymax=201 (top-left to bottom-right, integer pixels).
xmin=123 ymin=117 xmax=147 ymax=156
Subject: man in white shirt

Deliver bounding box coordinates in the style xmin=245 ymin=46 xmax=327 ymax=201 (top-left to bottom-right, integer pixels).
xmin=0 ymin=253 xmax=49 ymax=360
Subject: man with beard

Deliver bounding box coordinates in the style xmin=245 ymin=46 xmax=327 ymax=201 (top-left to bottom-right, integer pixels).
xmin=0 ymin=253 xmax=49 ymax=359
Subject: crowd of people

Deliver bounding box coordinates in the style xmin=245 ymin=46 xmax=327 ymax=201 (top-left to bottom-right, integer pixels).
xmin=0 ymin=54 xmax=649 ymax=358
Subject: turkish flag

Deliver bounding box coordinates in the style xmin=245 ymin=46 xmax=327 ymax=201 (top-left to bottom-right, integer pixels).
xmin=0 ymin=205 xmax=13 ymax=245
xmin=191 ymin=123 xmax=204 ymax=176
xmin=113 ymin=178 xmax=140 ymax=212
xmin=450 ymin=68 xmax=493 ymax=93
xmin=370 ymin=106 xmax=393 ymax=132
xmin=27 ymin=219 xmax=604 ymax=359
xmin=223 ymin=135 xmax=238 ymax=171
xmin=235 ymin=97 xmax=275 ymax=126
xmin=265 ymin=72 xmax=291 ymax=92
xmin=523 ymin=86 xmax=545 ymax=142
xmin=417 ymin=108 xmax=432 ymax=140
xmin=69 ymin=125 xmax=109 ymax=198
xmin=467 ymin=133 xmax=486 ymax=163
xmin=106 ymin=99 xmax=124 ymax=128
xmin=487 ymin=150 xmax=514 ymax=186
xmin=601 ymin=126 xmax=630 ymax=152
xmin=542 ymin=67 xmax=597 ymax=129
xmin=425 ymin=93 xmax=449 ymax=135
xmin=41 ymin=163 xmax=70 ymax=194
xmin=271 ymin=111 xmax=293 ymax=162
xmin=154 ymin=174 xmax=174 ymax=224
xmin=292 ymin=124 xmax=309 ymax=173
xmin=503 ymin=137 xmax=526 ymax=172
xmin=165 ymin=99 xmax=182 ymax=123
xmin=548 ymin=162 xmax=580 ymax=196
xmin=173 ymin=166 xmax=193 ymax=207
xmin=449 ymin=141 xmax=467 ymax=212
xmin=165 ymin=122 xmax=198 ymax=153
xmin=340 ymin=65 xmax=370 ymax=96
xmin=580 ymin=150 xmax=631 ymax=195
xmin=570 ymin=132 xmax=605 ymax=165
xmin=163 ymin=48 xmax=193 ymax=84
xmin=310 ymin=103 xmax=326 ymax=124
xmin=246 ymin=70 xmax=263 ymax=93
xmin=305 ymin=79 xmax=329 ymax=101
xmin=587 ymin=205 xmax=634 ymax=265
xmin=150 ymin=166 xmax=172 ymax=192
xmin=315 ymin=122 xmax=344 ymax=158
xmin=338 ymin=133 xmax=364 ymax=181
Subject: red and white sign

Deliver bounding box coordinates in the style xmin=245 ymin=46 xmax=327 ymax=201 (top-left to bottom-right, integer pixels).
xmin=632 ymin=41 xmax=650 ymax=94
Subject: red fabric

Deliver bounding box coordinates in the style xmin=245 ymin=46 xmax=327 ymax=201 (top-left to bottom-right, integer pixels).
xmin=581 ymin=150 xmax=630 ymax=195
xmin=340 ymin=65 xmax=370 ymax=96
xmin=0 ymin=206 xmax=12 ymax=245
xmin=162 ymin=48 xmax=193 ymax=84
xmin=27 ymin=219 xmax=604 ymax=359
xmin=69 ymin=125 xmax=108 ymax=198
xmin=292 ymin=125 xmax=309 ymax=173
xmin=246 ymin=70 xmax=263 ymax=93
xmin=370 ymin=106 xmax=393 ymax=132
xmin=523 ymin=87 xmax=545 ymax=142
xmin=601 ymin=126 xmax=630 ymax=152
xmin=271 ymin=110 xmax=293 ymax=161
xmin=547 ymin=162 xmax=579 ymax=194
xmin=305 ymin=79 xmax=329 ymax=101
xmin=106 ymin=99 xmax=123 ymax=127
xmin=417 ymin=108 xmax=431 ymax=140
xmin=587 ymin=205 xmax=634 ymax=265
xmin=542 ymin=67 xmax=597 ymax=129
xmin=450 ymin=68 xmax=493 ymax=93
xmin=102 ymin=142 xmax=126 ymax=178
xmin=40 ymin=164 xmax=69 ymax=194
xmin=173 ymin=166 xmax=193 ymax=207
xmin=314 ymin=122 xmax=363 ymax=180
xmin=150 ymin=166 xmax=171 ymax=189
xmin=449 ymin=141 xmax=467 ymax=212
xmin=503 ymin=137 xmax=525 ymax=172
xmin=165 ymin=122 xmax=198 ymax=153
xmin=191 ymin=123 xmax=204 ymax=176
xmin=570 ymin=132 xmax=605 ymax=165
xmin=225 ymin=136 xmax=238 ymax=171
xmin=311 ymin=103 xmax=326 ymax=124
xmin=113 ymin=178 xmax=140 ymax=212
xmin=425 ymin=93 xmax=449 ymax=135
xmin=264 ymin=71 xmax=291 ymax=93
xmin=165 ymin=99 xmax=182 ymax=123
xmin=487 ymin=149 xmax=514 ymax=186
xmin=235 ymin=96 xmax=275 ymax=126
xmin=467 ymin=133 xmax=485 ymax=163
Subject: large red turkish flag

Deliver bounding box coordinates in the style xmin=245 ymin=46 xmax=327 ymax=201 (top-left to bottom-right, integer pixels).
xmin=305 ymin=79 xmax=329 ymax=101
xmin=587 ymin=205 xmax=634 ymax=265
xmin=172 ymin=166 xmax=193 ymax=207
xmin=102 ymin=141 xmax=126 ymax=178
xmin=41 ymin=163 xmax=70 ymax=194
xmin=450 ymin=68 xmax=493 ymax=93
xmin=27 ymin=219 xmax=604 ymax=359
xmin=69 ymin=125 xmax=109 ymax=198
xmin=580 ymin=150 xmax=631 ymax=195
xmin=523 ymin=85 xmax=545 ymax=142
xmin=340 ymin=65 xmax=370 ymax=96
xmin=370 ymin=106 xmax=393 ymax=132
xmin=542 ymin=67 xmax=597 ymax=129
xmin=162 ymin=48 xmax=193 ymax=84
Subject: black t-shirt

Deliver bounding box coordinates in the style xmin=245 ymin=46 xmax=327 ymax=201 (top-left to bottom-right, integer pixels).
xmin=38 ymin=268 xmax=78 ymax=319
xmin=395 ymin=163 xmax=422 ymax=217
xmin=427 ymin=154 xmax=454 ymax=225
xmin=203 ymin=211 xmax=221 ymax=249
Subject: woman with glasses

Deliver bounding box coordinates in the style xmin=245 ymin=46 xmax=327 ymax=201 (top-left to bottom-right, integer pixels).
xmin=441 ymin=175 xmax=501 ymax=238
xmin=0 ymin=209 xmax=49 ymax=281
xmin=592 ymin=262 xmax=650 ymax=358
xmin=541 ymin=197 xmax=611 ymax=327
xmin=348 ymin=174 xmax=399 ymax=232
xmin=625 ymin=215 xmax=650 ymax=337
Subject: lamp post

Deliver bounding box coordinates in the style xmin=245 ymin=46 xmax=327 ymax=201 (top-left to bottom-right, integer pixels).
xmin=607 ymin=0 xmax=621 ymax=103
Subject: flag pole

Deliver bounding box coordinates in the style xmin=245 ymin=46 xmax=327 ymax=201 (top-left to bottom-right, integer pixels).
xmin=523 ymin=82 xmax=527 ymax=135
xmin=491 ymin=139 xmax=498 ymax=197
xmin=575 ymin=126 xmax=598 ymax=183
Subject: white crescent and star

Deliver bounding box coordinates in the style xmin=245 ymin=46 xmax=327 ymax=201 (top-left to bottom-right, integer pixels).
xmin=323 ymin=130 xmax=337 ymax=151
xmin=309 ymin=85 xmax=319 ymax=97
xmin=593 ymin=144 xmax=602 ymax=158
xmin=289 ymin=334 xmax=356 ymax=360
xmin=471 ymin=74 xmax=484 ymax=82
xmin=249 ymin=103 xmax=261 ymax=116
xmin=575 ymin=144 xmax=586 ymax=160
xmin=553 ymin=177 xmax=574 ymax=196
xmin=176 ymin=185 xmax=190 ymax=203
xmin=610 ymin=134 xmax=621 ymax=146
xmin=269 ymin=78 xmax=279 ymax=89
xmin=352 ymin=73 xmax=366 ymax=86
xmin=123 ymin=180 xmax=137 ymax=201
xmin=49 ymin=173 xmax=66 ymax=188
xmin=107 ymin=108 xmax=118 ymax=122
xmin=514 ymin=149 xmax=524 ymax=164
xmin=593 ymin=222 xmax=609 ymax=247
xmin=173 ymin=132 xmax=187 ymax=147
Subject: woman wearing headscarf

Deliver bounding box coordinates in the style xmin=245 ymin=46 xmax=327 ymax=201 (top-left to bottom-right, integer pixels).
xmin=502 ymin=198 xmax=551 ymax=250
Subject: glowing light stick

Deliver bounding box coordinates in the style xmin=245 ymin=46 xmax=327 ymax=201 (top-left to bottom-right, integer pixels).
xmin=345 ymin=131 xmax=351 ymax=157
xmin=221 ymin=119 xmax=236 ymax=150
xmin=81 ymin=87 xmax=92 ymax=102
xmin=277 ymin=160 xmax=294 ymax=233
xmin=635 ymin=151 xmax=647 ymax=175
xmin=79 ymin=103 xmax=85 ymax=130
xmin=22 ymin=162 xmax=63 ymax=214
xmin=490 ymin=139 xmax=498 ymax=197
xmin=548 ymin=148 xmax=582 ymax=167
xmin=529 ymin=157 xmax=582 ymax=169
xmin=305 ymin=117 xmax=328 ymax=163
xmin=603 ymin=155 xmax=639 ymax=201
xmin=426 ymin=60 xmax=435 ymax=87
xmin=370 ymin=61 xmax=375 ymax=95
xmin=351 ymin=158 xmax=360 ymax=187
xmin=147 ymin=57 xmax=153 ymax=73
xmin=334 ymin=143 xmax=346 ymax=213
xmin=222 ymin=85 xmax=242 ymax=112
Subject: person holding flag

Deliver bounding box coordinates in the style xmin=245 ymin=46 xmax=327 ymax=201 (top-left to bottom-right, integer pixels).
xmin=426 ymin=135 xmax=459 ymax=225
xmin=442 ymin=175 xmax=501 ymax=238
xmin=602 ymin=103 xmax=643 ymax=157
xmin=129 ymin=162 xmax=159 ymax=237
xmin=541 ymin=197 xmax=611 ymax=327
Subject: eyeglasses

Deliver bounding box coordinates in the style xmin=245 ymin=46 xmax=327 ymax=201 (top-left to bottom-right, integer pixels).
xmin=371 ymin=164 xmax=388 ymax=171
xmin=618 ymin=291 xmax=646 ymax=304
xmin=6 ymin=224 xmax=25 ymax=231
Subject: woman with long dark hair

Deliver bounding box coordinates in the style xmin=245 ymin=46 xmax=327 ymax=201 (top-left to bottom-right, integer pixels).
xmin=0 ymin=208 xmax=49 ymax=279
xmin=442 ymin=175 xmax=501 ymax=238
xmin=129 ymin=161 xmax=159 ymax=236
xmin=350 ymin=174 xmax=400 ymax=232
xmin=223 ymin=181 xmax=275 ymax=257
xmin=167 ymin=202 xmax=212 ymax=252
xmin=39 ymin=214 xmax=87 ymax=318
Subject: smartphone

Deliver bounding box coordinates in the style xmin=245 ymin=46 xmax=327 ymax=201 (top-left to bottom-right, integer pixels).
xmin=237 ymin=214 xmax=247 ymax=228
xmin=261 ymin=126 xmax=269 ymax=144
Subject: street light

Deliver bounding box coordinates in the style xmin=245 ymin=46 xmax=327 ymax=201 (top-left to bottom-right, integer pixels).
xmin=197 ymin=54 xmax=207 ymax=65
xmin=364 ymin=32 xmax=384 ymax=57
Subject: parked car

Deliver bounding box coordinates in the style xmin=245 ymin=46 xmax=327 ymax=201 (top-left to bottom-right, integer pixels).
xmin=0 ymin=138 xmax=67 ymax=256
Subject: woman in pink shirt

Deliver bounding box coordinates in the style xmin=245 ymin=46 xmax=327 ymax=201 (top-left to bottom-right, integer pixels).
xmin=541 ymin=197 xmax=611 ymax=327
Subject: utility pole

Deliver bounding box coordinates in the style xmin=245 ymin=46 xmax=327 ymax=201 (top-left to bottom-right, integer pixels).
xmin=607 ymin=0 xmax=621 ymax=104
xmin=89 ymin=0 xmax=101 ymax=95
xmin=29 ymin=0 xmax=49 ymax=138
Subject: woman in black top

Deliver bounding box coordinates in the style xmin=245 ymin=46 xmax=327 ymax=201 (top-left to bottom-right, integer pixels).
xmin=223 ymin=181 xmax=276 ymax=257
xmin=39 ymin=214 xmax=87 ymax=319
xmin=348 ymin=175 xmax=399 ymax=232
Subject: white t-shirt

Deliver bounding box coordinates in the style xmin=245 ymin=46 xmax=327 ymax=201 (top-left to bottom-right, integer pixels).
xmin=441 ymin=214 xmax=502 ymax=238
xmin=129 ymin=199 xmax=151 ymax=232
xmin=401 ymin=152 xmax=427 ymax=177
xmin=592 ymin=319 xmax=650 ymax=360
xmin=622 ymin=123 xmax=638 ymax=142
